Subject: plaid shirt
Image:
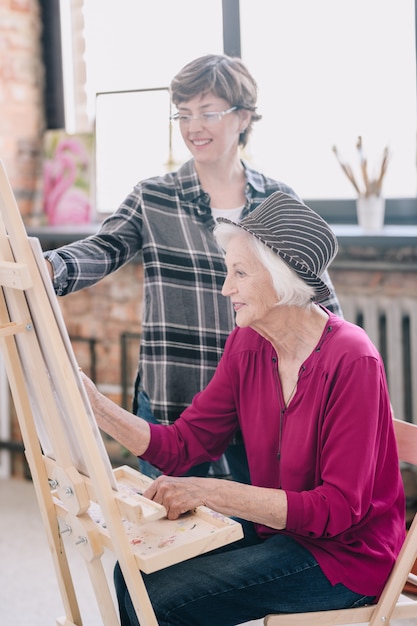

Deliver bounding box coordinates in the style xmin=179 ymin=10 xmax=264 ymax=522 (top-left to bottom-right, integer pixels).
xmin=45 ymin=159 xmax=342 ymax=425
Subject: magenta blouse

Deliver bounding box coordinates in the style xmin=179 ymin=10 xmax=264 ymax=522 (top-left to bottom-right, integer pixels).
xmin=143 ymin=309 xmax=405 ymax=597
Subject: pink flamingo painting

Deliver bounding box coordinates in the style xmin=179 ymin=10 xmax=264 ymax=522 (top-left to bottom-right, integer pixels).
xmin=43 ymin=135 xmax=93 ymax=226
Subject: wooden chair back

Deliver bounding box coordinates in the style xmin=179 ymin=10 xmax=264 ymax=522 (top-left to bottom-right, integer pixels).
xmin=264 ymin=418 xmax=417 ymax=626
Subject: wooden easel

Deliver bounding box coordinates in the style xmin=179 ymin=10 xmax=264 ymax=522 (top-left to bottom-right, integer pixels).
xmin=0 ymin=161 xmax=243 ymax=626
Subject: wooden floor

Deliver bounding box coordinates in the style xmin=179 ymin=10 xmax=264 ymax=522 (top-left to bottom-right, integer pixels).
xmin=2 ymin=477 xmax=416 ymax=626
xmin=0 ymin=477 xmax=262 ymax=625
xmin=0 ymin=477 xmax=117 ymax=625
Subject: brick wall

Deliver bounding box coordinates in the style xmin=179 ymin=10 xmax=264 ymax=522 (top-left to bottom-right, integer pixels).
xmin=1 ymin=0 xmax=43 ymax=475
xmin=0 ymin=0 xmax=45 ymax=221
xmin=0 ymin=0 xmax=145 ymax=474
xmin=58 ymin=262 xmax=144 ymax=401
xmin=331 ymin=267 xmax=416 ymax=299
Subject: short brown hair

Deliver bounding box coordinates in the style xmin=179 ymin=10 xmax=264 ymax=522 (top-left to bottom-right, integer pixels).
xmin=170 ymin=54 xmax=261 ymax=147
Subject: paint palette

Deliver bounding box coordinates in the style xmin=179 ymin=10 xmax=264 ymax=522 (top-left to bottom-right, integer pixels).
xmin=89 ymin=466 xmax=244 ymax=574
xmin=51 ymin=464 xmax=244 ymax=575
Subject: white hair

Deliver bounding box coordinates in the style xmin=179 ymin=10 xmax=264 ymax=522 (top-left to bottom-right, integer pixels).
xmin=214 ymin=222 xmax=315 ymax=308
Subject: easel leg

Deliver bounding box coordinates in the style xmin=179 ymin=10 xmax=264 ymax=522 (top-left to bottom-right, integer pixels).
xmin=0 ymin=294 xmax=84 ymax=623
xmin=85 ymin=558 xmax=120 ymax=626
xmin=63 ymin=512 xmax=120 ymax=625
xmin=26 ymin=450 xmax=84 ymax=625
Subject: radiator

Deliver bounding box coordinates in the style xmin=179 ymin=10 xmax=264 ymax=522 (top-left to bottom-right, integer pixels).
xmin=339 ymin=295 xmax=417 ymax=424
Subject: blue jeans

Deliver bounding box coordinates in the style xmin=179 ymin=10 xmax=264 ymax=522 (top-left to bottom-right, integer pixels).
xmin=114 ymin=520 xmax=374 ymax=625
xmin=136 ymin=391 xmax=250 ymax=483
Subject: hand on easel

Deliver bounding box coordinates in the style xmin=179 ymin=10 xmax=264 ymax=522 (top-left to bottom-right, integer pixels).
xmin=44 ymin=258 xmax=54 ymax=280
xmin=79 ymin=370 xmax=151 ymax=458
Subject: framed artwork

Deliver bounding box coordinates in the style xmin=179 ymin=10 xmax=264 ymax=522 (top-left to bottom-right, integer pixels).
xmin=43 ymin=130 xmax=94 ymax=226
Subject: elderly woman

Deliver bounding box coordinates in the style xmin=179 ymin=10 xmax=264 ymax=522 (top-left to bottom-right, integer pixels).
xmin=83 ymin=191 xmax=405 ymax=626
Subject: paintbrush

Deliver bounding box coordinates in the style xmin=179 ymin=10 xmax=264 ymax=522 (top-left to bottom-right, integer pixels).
xmin=332 ymin=140 xmax=390 ymax=197
xmin=375 ymin=146 xmax=390 ymax=196
xmin=332 ymin=145 xmax=362 ymax=194
xmin=356 ymin=136 xmax=370 ymax=194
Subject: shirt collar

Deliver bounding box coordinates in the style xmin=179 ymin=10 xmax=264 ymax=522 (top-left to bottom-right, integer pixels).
xmin=176 ymin=159 xmax=267 ymax=204
xmin=242 ymin=161 xmax=266 ymax=195
xmin=175 ymin=160 xmax=205 ymax=204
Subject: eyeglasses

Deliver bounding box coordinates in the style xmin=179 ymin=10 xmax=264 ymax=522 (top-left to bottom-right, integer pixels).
xmin=170 ymin=106 xmax=238 ymax=126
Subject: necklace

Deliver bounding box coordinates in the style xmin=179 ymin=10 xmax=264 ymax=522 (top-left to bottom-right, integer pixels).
xmin=284 ymin=365 xmax=306 ymax=408
xmin=284 ymin=379 xmax=298 ymax=408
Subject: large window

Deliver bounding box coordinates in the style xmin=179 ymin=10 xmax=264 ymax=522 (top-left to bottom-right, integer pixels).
xmin=81 ymin=0 xmax=224 ymax=122
xmin=239 ymin=0 xmax=416 ymax=200
xmin=60 ymin=0 xmax=416 ymax=211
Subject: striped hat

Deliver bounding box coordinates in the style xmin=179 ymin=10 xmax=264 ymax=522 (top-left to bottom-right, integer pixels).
xmin=217 ymin=191 xmax=338 ymax=301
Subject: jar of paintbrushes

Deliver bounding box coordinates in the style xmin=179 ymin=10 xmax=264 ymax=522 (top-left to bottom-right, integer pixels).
xmin=332 ymin=136 xmax=390 ymax=231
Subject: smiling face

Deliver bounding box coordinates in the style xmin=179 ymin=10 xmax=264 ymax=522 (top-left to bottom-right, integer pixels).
xmin=222 ymin=233 xmax=279 ymax=330
xmin=176 ymin=93 xmax=251 ymax=166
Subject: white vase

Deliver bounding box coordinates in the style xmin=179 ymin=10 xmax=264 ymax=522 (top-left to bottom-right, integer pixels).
xmin=356 ymin=195 xmax=385 ymax=231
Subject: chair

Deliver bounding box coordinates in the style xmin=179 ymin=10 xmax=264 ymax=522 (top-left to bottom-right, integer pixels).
xmin=264 ymin=418 xmax=417 ymax=626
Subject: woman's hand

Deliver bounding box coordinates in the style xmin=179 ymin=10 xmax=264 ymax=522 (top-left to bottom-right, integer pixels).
xmin=80 ymin=370 xmax=99 ymax=401
xmin=143 ymin=475 xmax=215 ymax=520
xmin=143 ymin=474 xmax=288 ymax=529
xmin=80 ymin=370 xmax=151 ymax=457
xmin=44 ymin=258 xmax=54 ymax=280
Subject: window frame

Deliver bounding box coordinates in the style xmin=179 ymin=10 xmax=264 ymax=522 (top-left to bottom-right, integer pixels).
xmin=43 ymin=0 xmax=417 ymax=226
